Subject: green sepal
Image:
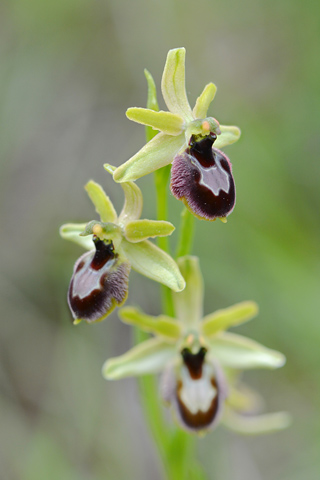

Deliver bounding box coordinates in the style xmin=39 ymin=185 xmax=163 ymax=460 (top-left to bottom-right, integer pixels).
xmin=192 ymin=83 xmax=217 ymax=119
xmin=59 ymin=223 xmax=93 ymax=250
xmin=173 ymin=256 xmax=203 ymax=328
xmin=214 ymin=125 xmax=241 ymax=149
xmin=102 ymin=337 xmax=176 ymax=379
xmin=85 ymin=180 xmax=117 ymax=223
xmin=126 ymin=108 xmax=184 ymax=136
xmin=208 ymin=332 xmax=286 ymax=369
xmin=113 ymin=132 xmax=185 ymax=183
xmin=119 ymin=306 xmax=182 ymax=340
xmin=202 ymin=301 xmax=258 ymax=338
xmin=223 ymin=409 xmax=292 ymax=435
xmin=227 ymin=383 xmax=264 ymax=413
xmin=161 ymin=48 xmax=193 ymax=121
xmin=124 ymin=219 xmax=175 ymax=243
xmin=118 ymin=181 xmax=143 ymax=224
xmin=120 ymin=238 xmax=186 ymax=292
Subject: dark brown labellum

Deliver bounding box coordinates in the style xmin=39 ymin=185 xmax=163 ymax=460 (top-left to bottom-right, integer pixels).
xmin=68 ymin=238 xmax=130 ymax=323
xmin=170 ymin=134 xmax=236 ymax=220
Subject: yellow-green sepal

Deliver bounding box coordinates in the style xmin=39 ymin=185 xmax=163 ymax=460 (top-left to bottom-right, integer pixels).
xmin=120 ymin=238 xmax=186 ymax=292
xmin=223 ymin=409 xmax=292 ymax=435
xmin=113 ymin=132 xmax=185 ymax=183
xmin=124 ymin=219 xmax=175 ymax=243
xmin=161 ymin=48 xmax=193 ymax=121
xmin=119 ymin=306 xmax=182 ymax=340
xmin=102 ymin=337 xmax=176 ymax=379
xmin=173 ymin=256 xmax=203 ymax=328
xmin=208 ymin=332 xmax=286 ymax=370
xmin=59 ymin=223 xmax=93 ymax=250
xmin=202 ymin=301 xmax=258 ymax=338
xmin=85 ymin=180 xmax=117 ymax=223
xmin=126 ymin=108 xmax=184 ymax=136
xmin=192 ymin=83 xmax=217 ymax=119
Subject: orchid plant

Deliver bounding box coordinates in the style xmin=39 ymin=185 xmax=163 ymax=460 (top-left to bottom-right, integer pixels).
xmin=61 ymin=48 xmax=289 ymax=479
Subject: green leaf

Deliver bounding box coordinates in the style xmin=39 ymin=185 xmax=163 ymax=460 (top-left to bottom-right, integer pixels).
xmin=121 ymin=238 xmax=186 ymax=292
xmin=113 ymin=132 xmax=185 ymax=182
xmin=161 ymin=48 xmax=193 ymax=121
xmin=124 ymin=219 xmax=175 ymax=243
xmin=173 ymin=256 xmax=203 ymax=328
xmin=84 ymin=180 xmax=117 ymax=223
xmin=119 ymin=306 xmax=182 ymax=340
xmin=223 ymin=409 xmax=292 ymax=435
xmin=102 ymin=337 xmax=176 ymax=379
xmin=208 ymin=332 xmax=286 ymax=369
xmin=192 ymin=83 xmax=217 ymax=119
xmin=59 ymin=223 xmax=93 ymax=250
xmin=118 ymin=181 xmax=143 ymax=224
xmin=126 ymin=108 xmax=184 ymax=136
xmin=214 ymin=125 xmax=241 ymax=149
xmin=202 ymin=301 xmax=258 ymax=337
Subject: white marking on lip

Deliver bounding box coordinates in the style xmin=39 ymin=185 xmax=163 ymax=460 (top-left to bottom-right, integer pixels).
xmin=190 ymin=156 xmax=230 ymax=196
xmin=179 ymin=364 xmax=217 ymax=414
xmin=73 ymin=253 xmax=115 ymax=299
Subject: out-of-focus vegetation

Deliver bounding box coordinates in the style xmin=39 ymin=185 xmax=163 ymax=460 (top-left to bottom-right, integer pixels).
xmin=0 ymin=0 xmax=319 ymax=479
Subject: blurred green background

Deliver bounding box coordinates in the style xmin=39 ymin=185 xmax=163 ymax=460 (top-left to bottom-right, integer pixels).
xmin=1 ymin=0 xmax=319 ymax=479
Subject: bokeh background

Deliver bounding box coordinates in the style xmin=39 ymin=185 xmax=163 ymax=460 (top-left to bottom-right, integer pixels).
xmin=1 ymin=0 xmax=319 ymax=479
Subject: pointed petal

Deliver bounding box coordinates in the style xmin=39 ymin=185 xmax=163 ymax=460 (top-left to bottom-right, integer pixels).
xmin=144 ymin=69 xmax=159 ymax=112
xmin=126 ymin=108 xmax=184 ymax=136
xmin=60 ymin=223 xmax=93 ymax=250
xmin=215 ymin=125 xmax=241 ymax=149
xmin=121 ymin=238 xmax=185 ymax=292
xmin=124 ymin=219 xmax=175 ymax=243
xmin=208 ymin=332 xmax=286 ymax=369
xmin=161 ymin=48 xmax=193 ymax=121
xmin=113 ymin=132 xmax=185 ymax=183
xmin=68 ymin=240 xmax=130 ymax=324
xmin=202 ymin=301 xmax=258 ymax=337
xmin=116 ymin=180 xmax=143 ymax=224
xmin=223 ymin=409 xmax=291 ymax=435
xmin=173 ymin=256 xmax=203 ymax=328
xmin=102 ymin=337 xmax=176 ymax=379
xmin=84 ymin=180 xmax=117 ymax=223
xmin=193 ymin=83 xmax=217 ymax=119
xmin=119 ymin=306 xmax=182 ymax=340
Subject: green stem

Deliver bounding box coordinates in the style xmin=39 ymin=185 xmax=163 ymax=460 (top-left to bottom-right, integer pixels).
xmin=175 ymin=207 xmax=195 ymax=258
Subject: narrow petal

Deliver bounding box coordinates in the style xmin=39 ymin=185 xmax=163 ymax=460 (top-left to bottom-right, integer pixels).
xmin=171 ymin=136 xmax=235 ymax=221
xmin=121 ymin=238 xmax=185 ymax=292
xmin=202 ymin=301 xmax=259 ymax=338
xmin=85 ymin=180 xmax=117 ymax=223
xmin=223 ymin=409 xmax=291 ymax=435
xmin=102 ymin=337 xmax=176 ymax=379
xmin=60 ymin=223 xmax=93 ymax=250
xmin=173 ymin=256 xmax=203 ymax=328
xmin=68 ymin=238 xmax=130 ymax=323
xmin=193 ymin=83 xmax=217 ymax=119
xmin=161 ymin=48 xmax=193 ymax=121
xmin=208 ymin=332 xmax=286 ymax=370
xmin=113 ymin=132 xmax=185 ymax=183
xmin=119 ymin=306 xmax=182 ymax=340
xmin=118 ymin=181 xmax=143 ymax=224
xmin=214 ymin=125 xmax=241 ymax=149
xmin=124 ymin=219 xmax=175 ymax=243
xmin=126 ymin=108 xmax=184 ymax=136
